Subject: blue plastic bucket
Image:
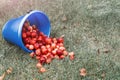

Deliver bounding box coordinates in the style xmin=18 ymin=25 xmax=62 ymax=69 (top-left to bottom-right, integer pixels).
xmin=2 ymin=10 xmax=51 ymax=53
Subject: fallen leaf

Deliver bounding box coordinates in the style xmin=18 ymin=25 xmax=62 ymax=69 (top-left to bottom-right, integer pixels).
xmin=62 ymin=15 xmax=67 ymax=22
xmin=60 ymin=35 xmax=65 ymax=38
xmin=103 ymin=48 xmax=110 ymax=53
xmin=0 ymin=72 xmax=6 ymax=80
xmin=101 ymin=72 xmax=105 ymax=78
xmin=62 ymin=26 xmax=67 ymax=29
xmin=0 ymin=67 xmax=13 ymax=80
xmin=97 ymin=49 xmax=100 ymax=54
xmin=6 ymin=67 xmax=13 ymax=74
xmin=33 ymin=78 xmax=38 ymax=80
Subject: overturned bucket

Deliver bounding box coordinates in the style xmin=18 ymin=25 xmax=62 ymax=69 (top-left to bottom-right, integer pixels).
xmin=2 ymin=10 xmax=51 ymax=53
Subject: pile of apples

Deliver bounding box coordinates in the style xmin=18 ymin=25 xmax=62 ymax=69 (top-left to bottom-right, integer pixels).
xmin=22 ymin=20 xmax=74 ymax=73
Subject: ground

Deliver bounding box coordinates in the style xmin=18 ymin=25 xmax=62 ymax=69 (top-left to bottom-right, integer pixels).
xmin=0 ymin=0 xmax=120 ymax=80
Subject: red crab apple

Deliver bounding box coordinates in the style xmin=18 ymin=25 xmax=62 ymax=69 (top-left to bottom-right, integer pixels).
xmin=30 ymin=39 xmax=36 ymax=45
xmin=38 ymin=36 xmax=42 ymax=41
xmin=51 ymin=43 xmax=56 ymax=49
xmin=41 ymin=47 xmax=48 ymax=54
xmin=36 ymin=63 xmax=42 ymax=69
xmin=69 ymin=52 xmax=75 ymax=60
xmin=45 ymin=38 xmax=52 ymax=44
xmin=59 ymin=55 xmax=65 ymax=59
xmin=29 ymin=45 xmax=34 ymax=50
xmin=34 ymin=43 xmax=39 ymax=49
xmin=57 ymin=38 xmax=64 ymax=43
xmin=52 ymin=49 xmax=57 ymax=55
xmin=46 ymin=58 xmax=52 ymax=64
xmin=29 ymin=52 xmax=35 ymax=58
xmin=52 ymin=38 xmax=57 ymax=44
xmin=39 ymin=56 xmax=46 ymax=64
xmin=63 ymin=51 xmax=68 ymax=56
xmin=22 ymin=33 xmax=27 ymax=38
xmin=25 ymin=44 xmax=29 ymax=49
xmin=36 ymin=56 xmax=41 ymax=60
xmin=59 ymin=46 xmax=65 ymax=51
xmin=56 ymin=49 xmax=63 ymax=56
xmin=39 ymin=67 xmax=46 ymax=73
xmin=23 ymin=20 xmax=30 ymax=28
xmin=26 ymin=31 xmax=31 ymax=37
xmin=31 ymin=32 xmax=37 ymax=37
xmin=27 ymin=26 xmax=33 ymax=32
xmin=35 ymin=49 xmax=41 ymax=56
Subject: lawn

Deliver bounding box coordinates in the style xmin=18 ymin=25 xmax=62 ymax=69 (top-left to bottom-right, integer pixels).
xmin=0 ymin=0 xmax=120 ymax=80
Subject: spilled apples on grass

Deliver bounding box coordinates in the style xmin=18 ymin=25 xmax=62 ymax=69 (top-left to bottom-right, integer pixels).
xmin=22 ymin=20 xmax=75 ymax=73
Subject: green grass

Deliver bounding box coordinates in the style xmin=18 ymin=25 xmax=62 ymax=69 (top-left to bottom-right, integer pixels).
xmin=0 ymin=0 xmax=120 ymax=80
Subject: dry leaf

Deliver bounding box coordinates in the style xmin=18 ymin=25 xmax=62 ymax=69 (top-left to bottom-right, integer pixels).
xmin=60 ymin=35 xmax=65 ymax=38
xmin=101 ymin=72 xmax=105 ymax=78
xmin=6 ymin=67 xmax=13 ymax=74
xmin=6 ymin=70 xmax=12 ymax=74
xmin=0 ymin=72 xmax=6 ymax=80
xmin=97 ymin=49 xmax=100 ymax=54
xmin=0 ymin=67 xmax=13 ymax=80
xmin=103 ymin=48 xmax=110 ymax=53
xmin=80 ymin=68 xmax=87 ymax=77
xmin=33 ymin=78 xmax=38 ymax=80
xmin=62 ymin=15 xmax=67 ymax=22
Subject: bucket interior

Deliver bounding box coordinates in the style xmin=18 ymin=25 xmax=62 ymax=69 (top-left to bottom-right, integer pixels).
xmin=27 ymin=12 xmax=50 ymax=36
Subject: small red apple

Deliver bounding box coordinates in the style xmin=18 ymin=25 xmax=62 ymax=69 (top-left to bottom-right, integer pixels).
xmin=69 ymin=52 xmax=75 ymax=60
xmin=59 ymin=55 xmax=65 ymax=59
xmin=29 ymin=52 xmax=35 ymax=58
xmin=37 ymin=36 xmax=42 ymax=41
xmin=29 ymin=45 xmax=34 ymax=50
xmin=53 ymin=38 xmax=57 ymax=44
xmin=41 ymin=48 xmax=47 ymax=54
xmin=45 ymin=38 xmax=52 ymax=44
xmin=56 ymin=49 xmax=63 ymax=56
xmin=63 ymin=51 xmax=68 ymax=56
xmin=39 ymin=67 xmax=46 ymax=73
xmin=27 ymin=26 xmax=33 ymax=32
xmin=22 ymin=33 xmax=27 ymax=38
xmin=35 ymin=49 xmax=41 ymax=56
xmin=31 ymin=32 xmax=37 ymax=37
xmin=39 ymin=55 xmax=46 ymax=64
xmin=34 ymin=43 xmax=39 ymax=49
xmin=46 ymin=58 xmax=52 ymax=64
xmin=26 ymin=31 xmax=31 ymax=37
xmin=25 ymin=44 xmax=29 ymax=48
xmin=36 ymin=63 xmax=42 ymax=69
xmin=51 ymin=43 xmax=56 ymax=49
xmin=59 ymin=46 xmax=65 ymax=51
xmin=23 ymin=20 xmax=30 ymax=28
xmin=57 ymin=38 xmax=64 ymax=43
xmin=36 ymin=56 xmax=41 ymax=60
xmin=30 ymin=39 xmax=36 ymax=45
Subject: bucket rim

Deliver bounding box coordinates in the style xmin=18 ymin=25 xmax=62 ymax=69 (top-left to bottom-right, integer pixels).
xmin=18 ymin=10 xmax=51 ymax=53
